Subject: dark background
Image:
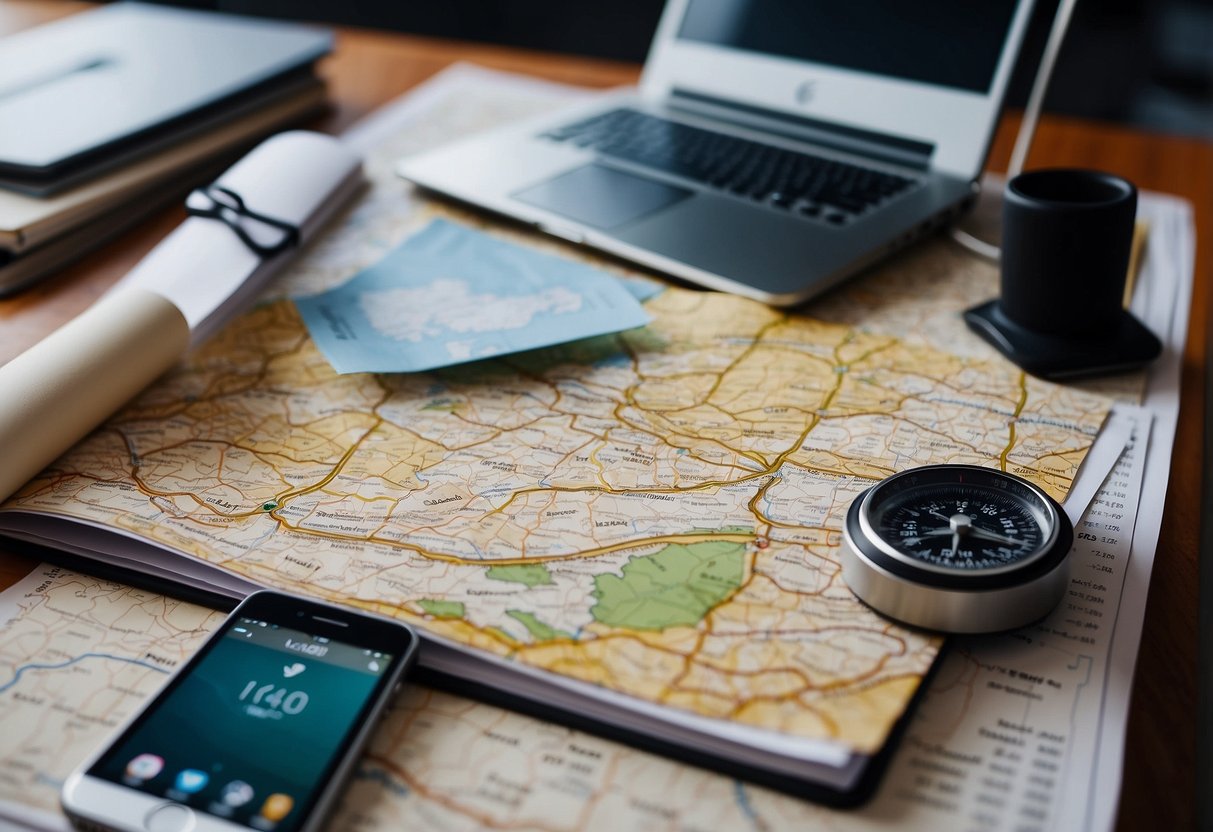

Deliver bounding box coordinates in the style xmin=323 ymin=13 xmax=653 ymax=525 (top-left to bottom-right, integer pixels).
xmin=145 ymin=0 xmax=1212 ymax=139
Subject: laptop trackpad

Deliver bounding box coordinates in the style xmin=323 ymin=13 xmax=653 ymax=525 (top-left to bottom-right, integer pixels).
xmin=514 ymin=163 xmax=692 ymax=230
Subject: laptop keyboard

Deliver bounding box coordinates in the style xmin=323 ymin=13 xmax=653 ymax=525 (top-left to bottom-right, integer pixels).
xmin=542 ymin=108 xmax=918 ymax=225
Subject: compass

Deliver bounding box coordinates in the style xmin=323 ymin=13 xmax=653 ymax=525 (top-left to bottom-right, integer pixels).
xmin=840 ymin=464 xmax=1073 ymax=633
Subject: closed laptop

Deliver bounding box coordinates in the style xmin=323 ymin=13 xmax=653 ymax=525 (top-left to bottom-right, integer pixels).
xmin=0 ymin=2 xmax=331 ymax=183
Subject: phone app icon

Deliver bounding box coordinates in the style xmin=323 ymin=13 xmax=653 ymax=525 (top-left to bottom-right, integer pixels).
xmin=258 ymin=793 xmax=294 ymax=822
xmin=125 ymin=754 xmax=164 ymax=781
xmin=174 ymin=769 xmax=209 ymax=794
xmin=220 ymin=780 xmax=255 ymax=807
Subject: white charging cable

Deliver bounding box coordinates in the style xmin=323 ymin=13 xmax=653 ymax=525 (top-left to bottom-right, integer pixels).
xmin=949 ymin=0 xmax=1080 ymax=261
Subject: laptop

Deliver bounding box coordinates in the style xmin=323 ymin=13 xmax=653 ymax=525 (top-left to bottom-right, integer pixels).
xmin=398 ymin=0 xmax=1036 ymax=307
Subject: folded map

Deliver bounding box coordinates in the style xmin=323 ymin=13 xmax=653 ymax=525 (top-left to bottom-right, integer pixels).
xmin=295 ymin=219 xmax=652 ymax=374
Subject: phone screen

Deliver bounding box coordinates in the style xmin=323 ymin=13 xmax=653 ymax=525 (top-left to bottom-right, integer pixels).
xmin=88 ymin=613 xmax=398 ymax=831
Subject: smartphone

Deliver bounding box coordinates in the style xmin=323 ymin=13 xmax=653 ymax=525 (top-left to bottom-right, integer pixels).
xmin=61 ymin=590 xmax=419 ymax=832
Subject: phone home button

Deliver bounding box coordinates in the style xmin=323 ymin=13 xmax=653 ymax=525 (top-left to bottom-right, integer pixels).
xmin=144 ymin=803 xmax=195 ymax=832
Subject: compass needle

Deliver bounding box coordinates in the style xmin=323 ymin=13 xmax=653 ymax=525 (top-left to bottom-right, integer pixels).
xmin=969 ymin=527 xmax=1031 ymax=548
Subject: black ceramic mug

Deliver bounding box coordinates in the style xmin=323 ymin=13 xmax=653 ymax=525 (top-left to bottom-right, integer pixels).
xmin=999 ymin=169 xmax=1137 ymax=338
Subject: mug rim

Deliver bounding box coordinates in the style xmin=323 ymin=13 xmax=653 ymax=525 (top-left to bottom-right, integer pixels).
xmin=1007 ymin=168 xmax=1135 ymax=209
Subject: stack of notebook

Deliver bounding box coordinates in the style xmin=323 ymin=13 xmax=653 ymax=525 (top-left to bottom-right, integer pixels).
xmin=0 ymin=2 xmax=333 ymax=294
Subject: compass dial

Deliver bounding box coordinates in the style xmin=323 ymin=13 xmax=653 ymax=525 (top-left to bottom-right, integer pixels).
xmin=874 ymin=483 xmax=1047 ymax=572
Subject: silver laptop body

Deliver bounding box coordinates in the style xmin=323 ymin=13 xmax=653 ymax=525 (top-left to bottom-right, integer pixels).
xmin=399 ymin=0 xmax=1037 ymax=307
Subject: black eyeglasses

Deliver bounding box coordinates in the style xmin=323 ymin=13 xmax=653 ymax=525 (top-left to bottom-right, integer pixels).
xmin=186 ymin=185 xmax=300 ymax=258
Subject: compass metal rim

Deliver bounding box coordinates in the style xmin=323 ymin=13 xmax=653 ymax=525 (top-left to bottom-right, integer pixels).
xmin=840 ymin=531 xmax=1071 ymax=633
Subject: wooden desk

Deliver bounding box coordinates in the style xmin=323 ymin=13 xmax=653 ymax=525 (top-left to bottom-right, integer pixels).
xmin=1 ymin=3 xmax=1208 ymax=828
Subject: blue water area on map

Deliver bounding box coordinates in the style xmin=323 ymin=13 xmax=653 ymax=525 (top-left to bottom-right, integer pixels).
xmin=295 ymin=219 xmax=653 ymax=374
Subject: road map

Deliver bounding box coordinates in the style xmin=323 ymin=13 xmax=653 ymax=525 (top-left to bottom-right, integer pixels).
xmin=0 ymin=67 xmax=1118 ymax=764
xmin=0 ymin=568 xmax=223 ymax=830
xmin=0 ymin=411 xmax=1152 ymax=832
xmin=0 ymin=279 xmax=1111 ymax=754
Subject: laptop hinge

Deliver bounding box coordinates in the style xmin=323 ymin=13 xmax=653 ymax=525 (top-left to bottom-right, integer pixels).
xmin=668 ymin=87 xmax=934 ymax=171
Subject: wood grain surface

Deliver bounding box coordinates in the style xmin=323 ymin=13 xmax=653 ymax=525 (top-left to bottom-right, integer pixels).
xmin=0 ymin=3 xmax=1207 ymax=828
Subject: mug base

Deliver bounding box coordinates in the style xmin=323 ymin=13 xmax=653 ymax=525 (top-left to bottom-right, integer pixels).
xmin=963 ymin=300 xmax=1162 ymax=380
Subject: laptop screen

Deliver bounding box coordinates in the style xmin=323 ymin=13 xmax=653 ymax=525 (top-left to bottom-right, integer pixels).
xmin=677 ymin=1 xmax=1020 ymax=95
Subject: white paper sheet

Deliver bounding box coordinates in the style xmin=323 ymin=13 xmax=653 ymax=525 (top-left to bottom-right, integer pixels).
xmin=1086 ymin=192 xmax=1195 ymax=832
